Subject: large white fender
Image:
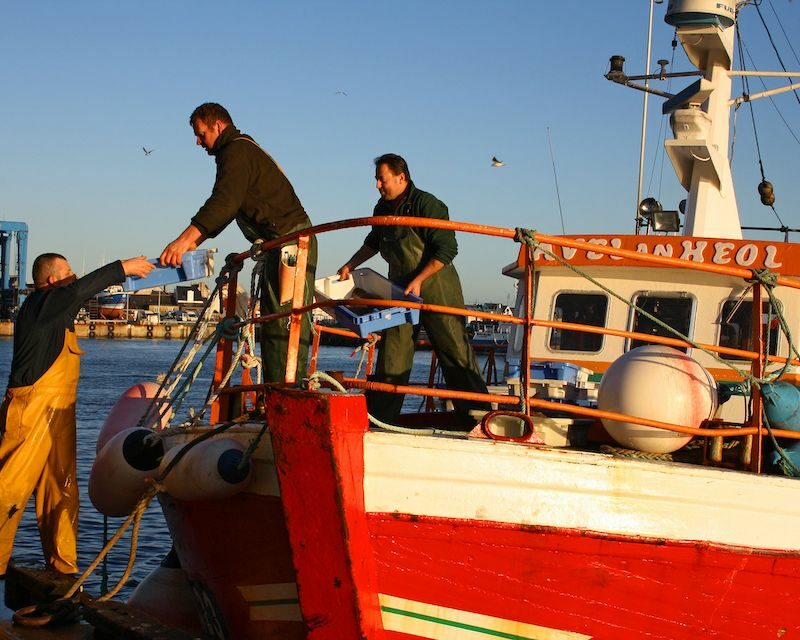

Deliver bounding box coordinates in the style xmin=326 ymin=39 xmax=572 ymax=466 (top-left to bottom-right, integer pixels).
xmin=89 ymin=427 xmax=164 ymax=517
xmin=598 ymin=345 xmax=718 ymax=454
xmin=159 ymin=438 xmax=253 ymax=501
xmin=127 ymin=549 xmax=203 ymax=636
xmin=97 ymin=382 xmax=172 ymax=453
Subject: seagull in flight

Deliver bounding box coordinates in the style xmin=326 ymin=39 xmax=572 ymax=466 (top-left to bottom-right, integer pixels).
xmin=143 ymin=147 xmax=154 ymax=156
xmin=335 ymin=90 xmax=348 ymax=96
xmin=491 ymin=156 xmax=504 ymax=167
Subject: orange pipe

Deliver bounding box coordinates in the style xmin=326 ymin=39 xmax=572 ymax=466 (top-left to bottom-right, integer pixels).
xmin=224 ymin=217 xmax=800 ymax=289
xmin=216 ymin=380 xmax=800 ymax=441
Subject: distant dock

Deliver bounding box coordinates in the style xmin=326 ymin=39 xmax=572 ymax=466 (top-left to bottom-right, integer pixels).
xmin=0 ymin=320 xmax=216 ymax=340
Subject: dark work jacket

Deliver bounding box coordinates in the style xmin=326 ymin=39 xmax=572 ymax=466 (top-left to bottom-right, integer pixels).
xmin=191 ymin=126 xmax=310 ymax=242
xmin=364 ymin=181 xmax=458 ymax=268
xmin=363 ymin=182 xmax=464 ymax=308
xmin=7 ymin=262 xmax=125 ymax=388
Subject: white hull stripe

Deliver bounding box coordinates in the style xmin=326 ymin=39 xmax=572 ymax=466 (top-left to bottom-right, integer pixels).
xmin=238 ymin=582 xmax=302 ymax=622
xmin=379 ymin=594 xmax=591 ymax=640
xmin=364 ymin=432 xmax=800 ymax=551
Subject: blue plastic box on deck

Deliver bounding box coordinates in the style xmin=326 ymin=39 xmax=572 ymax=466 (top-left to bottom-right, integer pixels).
xmin=531 ymin=362 xmax=583 ymax=383
xmin=507 ymin=361 xmax=589 ymax=384
xmin=314 ymin=268 xmax=422 ymax=339
xmin=122 ymin=249 xmax=216 ymax=292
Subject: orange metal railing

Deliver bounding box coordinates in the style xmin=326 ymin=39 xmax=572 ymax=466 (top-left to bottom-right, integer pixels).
xmin=209 ymin=217 xmax=800 ymax=459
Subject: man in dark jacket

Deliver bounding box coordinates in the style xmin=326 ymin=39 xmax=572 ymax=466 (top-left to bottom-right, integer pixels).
xmin=338 ymin=153 xmax=488 ymax=424
xmin=0 ymin=253 xmax=153 ymax=576
xmin=159 ymin=102 xmax=316 ymax=383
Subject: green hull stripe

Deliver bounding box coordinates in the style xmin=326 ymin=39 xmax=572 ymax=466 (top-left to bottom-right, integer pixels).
xmin=250 ymin=598 xmax=300 ymax=607
xmin=381 ymin=605 xmax=538 ymax=640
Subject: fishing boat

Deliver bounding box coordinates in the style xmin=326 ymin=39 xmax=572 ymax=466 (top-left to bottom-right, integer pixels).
xmin=95 ymin=284 xmax=128 ymax=320
xmin=84 ymin=2 xmax=800 ymax=638
xmin=468 ymin=321 xmax=511 ymax=350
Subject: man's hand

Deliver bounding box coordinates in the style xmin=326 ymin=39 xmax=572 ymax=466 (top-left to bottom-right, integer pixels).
xmin=160 ymin=225 xmax=204 ymax=266
xmin=337 ymin=264 xmax=352 ymax=281
xmin=403 ymin=258 xmax=446 ymax=297
xmin=404 ymin=279 xmax=423 ymax=297
xmin=121 ymin=256 xmax=156 ymax=278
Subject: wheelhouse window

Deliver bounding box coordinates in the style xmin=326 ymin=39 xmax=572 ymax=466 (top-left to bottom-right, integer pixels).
xmin=719 ymin=299 xmax=781 ymax=359
xmin=628 ymin=294 xmax=694 ymax=353
xmin=549 ymin=293 xmax=608 ymax=352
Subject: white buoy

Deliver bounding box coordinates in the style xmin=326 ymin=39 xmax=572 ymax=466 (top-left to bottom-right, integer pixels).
xmin=89 ymin=427 xmax=164 ymax=517
xmin=159 ymin=438 xmax=253 ymax=501
xmin=598 ymin=345 xmax=717 ymax=454
xmin=128 ymin=549 xmax=204 ymax=636
xmin=97 ymin=381 xmax=172 ymax=453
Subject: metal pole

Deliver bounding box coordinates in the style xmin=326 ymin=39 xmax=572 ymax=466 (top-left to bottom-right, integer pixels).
xmin=636 ymin=0 xmax=658 ymax=232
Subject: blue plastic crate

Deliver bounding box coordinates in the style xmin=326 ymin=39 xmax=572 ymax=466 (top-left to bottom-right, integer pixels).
xmin=123 ymin=250 xmax=215 ymax=292
xmin=529 ymin=362 xmax=583 ymax=384
xmin=314 ymin=268 xmax=421 ymax=339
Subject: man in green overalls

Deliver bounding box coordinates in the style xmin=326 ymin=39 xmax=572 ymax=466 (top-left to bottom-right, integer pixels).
xmin=338 ymin=154 xmax=489 ymax=425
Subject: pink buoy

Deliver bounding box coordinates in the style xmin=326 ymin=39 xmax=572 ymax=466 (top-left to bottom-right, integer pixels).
xmin=97 ymin=382 xmax=172 ymax=452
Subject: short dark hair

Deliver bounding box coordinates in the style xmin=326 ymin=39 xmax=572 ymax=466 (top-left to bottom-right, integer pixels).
xmin=374 ymin=153 xmax=411 ymax=181
xmin=32 ymin=253 xmax=67 ymax=287
xmin=190 ymin=103 xmax=234 ymax=127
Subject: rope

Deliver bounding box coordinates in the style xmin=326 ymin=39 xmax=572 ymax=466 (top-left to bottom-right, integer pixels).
xmin=351 ymin=334 xmax=378 ymax=379
xmin=136 ymin=273 xmax=226 ymax=430
xmin=599 ymin=444 xmax=673 ymax=461
xmin=307 ymin=371 xmax=462 ymax=436
xmin=52 ymin=416 xmax=250 ymax=613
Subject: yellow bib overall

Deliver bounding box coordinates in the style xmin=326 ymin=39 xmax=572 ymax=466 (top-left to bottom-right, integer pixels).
xmin=0 ymin=329 xmax=83 ymax=574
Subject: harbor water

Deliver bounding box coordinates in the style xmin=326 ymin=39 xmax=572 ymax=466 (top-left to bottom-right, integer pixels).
xmin=0 ymin=336 xmax=498 ymax=610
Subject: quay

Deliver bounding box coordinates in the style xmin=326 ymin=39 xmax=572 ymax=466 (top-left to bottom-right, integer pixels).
xmin=1 ymin=564 xmax=196 ymax=639
xmin=0 ymin=321 xmax=215 ymax=341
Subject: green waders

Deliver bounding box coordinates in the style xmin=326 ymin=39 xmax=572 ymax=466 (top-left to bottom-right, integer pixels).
xmin=366 ymin=225 xmax=488 ymax=423
xmin=242 ymin=220 xmax=318 ymax=384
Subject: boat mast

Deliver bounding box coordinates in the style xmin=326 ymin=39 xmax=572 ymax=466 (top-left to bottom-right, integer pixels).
xmin=635 ymin=0 xmax=662 ymax=234
xmin=663 ymin=0 xmax=741 ymax=239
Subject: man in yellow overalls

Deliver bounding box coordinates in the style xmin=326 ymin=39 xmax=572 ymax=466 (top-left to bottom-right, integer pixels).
xmin=0 ymin=253 xmax=153 ymax=576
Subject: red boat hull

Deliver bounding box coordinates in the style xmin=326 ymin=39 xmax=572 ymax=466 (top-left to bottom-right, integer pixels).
xmin=159 ymin=390 xmax=800 ymax=639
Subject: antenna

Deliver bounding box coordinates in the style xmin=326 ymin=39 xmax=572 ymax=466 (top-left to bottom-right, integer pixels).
xmin=546 ymin=127 xmax=566 ymax=234
xmin=636 ymin=0 xmax=660 ymax=233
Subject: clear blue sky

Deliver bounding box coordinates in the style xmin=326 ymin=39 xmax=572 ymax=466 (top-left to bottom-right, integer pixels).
xmin=1 ymin=1 xmax=798 ymax=303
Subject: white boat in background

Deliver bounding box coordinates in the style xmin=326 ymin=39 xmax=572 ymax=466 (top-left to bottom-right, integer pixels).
xmin=467 ymin=321 xmax=511 ymax=350
xmin=95 ymin=285 xmax=128 ymax=320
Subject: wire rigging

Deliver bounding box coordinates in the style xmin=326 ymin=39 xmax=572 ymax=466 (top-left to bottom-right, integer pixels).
xmin=754 ymin=0 xmax=800 ymax=105
xmin=546 ymin=127 xmax=566 ymax=234
xmin=741 ymin=42 xmax=800 ymax=146
xmin=646 ymin=29 xmax=679 ymax=199
xmin=767 ymin=0 xmax=800 ymax=67
xmin=735 ymin=24 xmax=787 ymax=229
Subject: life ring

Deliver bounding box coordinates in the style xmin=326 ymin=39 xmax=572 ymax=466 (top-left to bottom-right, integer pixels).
xmin=89 ymin=322 xmax=96 ymax=331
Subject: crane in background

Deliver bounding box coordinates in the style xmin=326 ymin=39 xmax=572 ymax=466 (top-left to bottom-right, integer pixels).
xmin=0 ymin=221 xmax=29 ymax=319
